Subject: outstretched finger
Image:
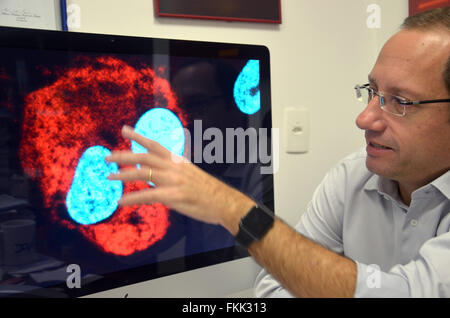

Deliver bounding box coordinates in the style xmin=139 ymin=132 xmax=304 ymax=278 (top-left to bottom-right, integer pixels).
xmin=105 ymin=151 xmax=165 ymax=169
xmin=107 ymin=166 xmax=155 ymax=183
xmin=121 ymin=125 xmax=172 ymax=160
xmin=118 ymin=187 xmax=171 ymax=207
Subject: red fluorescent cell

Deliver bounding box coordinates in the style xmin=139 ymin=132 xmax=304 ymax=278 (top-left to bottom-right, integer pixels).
xmin=19 ymin=56 xmax=187 ymax=256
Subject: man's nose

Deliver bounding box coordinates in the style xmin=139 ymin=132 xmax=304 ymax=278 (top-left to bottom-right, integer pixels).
xmin=355 ymin=96 xmax=387 ymax=132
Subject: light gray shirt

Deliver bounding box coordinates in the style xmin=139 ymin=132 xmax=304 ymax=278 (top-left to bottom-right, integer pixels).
xmin=254 ymin=148 xmax=450 ymax=297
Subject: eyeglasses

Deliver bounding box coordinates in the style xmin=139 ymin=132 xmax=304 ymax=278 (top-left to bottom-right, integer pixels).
xmin=354 ymin=83 xmax=450 ymax=117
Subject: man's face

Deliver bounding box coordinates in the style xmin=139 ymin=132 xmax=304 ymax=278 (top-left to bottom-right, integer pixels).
xmin=355 ymin=29 xmax=450 ymax=188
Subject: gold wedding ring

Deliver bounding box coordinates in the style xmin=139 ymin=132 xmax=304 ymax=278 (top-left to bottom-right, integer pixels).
xmin=148 ymin=168 xmax=153 ymax=183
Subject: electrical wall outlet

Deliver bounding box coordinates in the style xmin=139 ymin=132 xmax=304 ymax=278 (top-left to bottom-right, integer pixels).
xmin=284 ymin=107 xmax=309 ymax=154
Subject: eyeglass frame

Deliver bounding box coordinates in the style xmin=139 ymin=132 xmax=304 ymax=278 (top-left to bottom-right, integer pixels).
xmin=354 ymin=83 xmax=450 ymax=117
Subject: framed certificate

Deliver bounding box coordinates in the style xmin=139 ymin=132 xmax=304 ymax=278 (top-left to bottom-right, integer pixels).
xmin=409 ymin=0 xmax=449 ymax=16
xmin=155 ymin=0 xmax=282 ymax=24
xmin=0 ymin=0 xmax=62 ymax=30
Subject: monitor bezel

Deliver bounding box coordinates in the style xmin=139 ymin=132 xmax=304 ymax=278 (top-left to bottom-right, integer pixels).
xmin=0 ymin=26 xmax=273 ymax=298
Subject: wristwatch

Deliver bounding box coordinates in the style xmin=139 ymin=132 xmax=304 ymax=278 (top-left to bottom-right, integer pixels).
xmin=235 ymin=204 xmax=275 ymax=248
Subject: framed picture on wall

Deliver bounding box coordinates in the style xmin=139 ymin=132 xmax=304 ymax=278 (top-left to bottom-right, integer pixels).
xmin=409 ymin=0 xmax=449 ymax=15
xmin=154 ymin=0 xmax=282 ymax=24
xmin=0 ymin=0 xmax=62 ymax=30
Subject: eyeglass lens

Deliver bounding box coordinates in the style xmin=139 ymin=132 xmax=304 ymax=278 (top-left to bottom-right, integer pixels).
xmin=356 ymin=85 xmax=405 ymax=116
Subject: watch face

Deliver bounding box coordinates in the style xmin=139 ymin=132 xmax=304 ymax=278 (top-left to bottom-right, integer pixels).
xmin=243 ymin=205 xmax=274 ymax=238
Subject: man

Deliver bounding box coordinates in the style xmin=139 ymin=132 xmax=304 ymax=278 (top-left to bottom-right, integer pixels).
xmin=106 ymin=7 xmax=450 ymax=297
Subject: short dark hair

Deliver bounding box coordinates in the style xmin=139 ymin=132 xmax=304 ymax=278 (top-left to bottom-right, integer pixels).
xmin=400 ymin=7 xmax=450 ymax=94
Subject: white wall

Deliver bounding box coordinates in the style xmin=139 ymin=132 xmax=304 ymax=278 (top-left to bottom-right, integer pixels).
xmin=65 ymin=0 xmax=407 ymax=297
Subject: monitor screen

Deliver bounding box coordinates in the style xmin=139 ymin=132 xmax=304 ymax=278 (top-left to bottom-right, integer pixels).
xmin=0 ymin=26 xmax=274 ymax=297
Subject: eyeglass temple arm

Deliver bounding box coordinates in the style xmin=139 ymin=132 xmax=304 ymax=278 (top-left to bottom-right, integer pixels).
xmin=355 ymin=84 xmax=450 ymax=106
xmin=401 ymin=98 xmax=450 ymax=105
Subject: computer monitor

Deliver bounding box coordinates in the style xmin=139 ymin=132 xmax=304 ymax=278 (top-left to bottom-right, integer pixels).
xmin=0 ymin=26 xmax=274 ymax=297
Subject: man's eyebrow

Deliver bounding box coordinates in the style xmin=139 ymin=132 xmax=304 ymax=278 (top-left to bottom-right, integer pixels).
xmin=367 ymin=75 xmax=418 ymax=98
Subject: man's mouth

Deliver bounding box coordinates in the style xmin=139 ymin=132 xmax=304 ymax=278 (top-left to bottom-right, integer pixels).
xmin=369 ymin=141 xmax=392 ymax=150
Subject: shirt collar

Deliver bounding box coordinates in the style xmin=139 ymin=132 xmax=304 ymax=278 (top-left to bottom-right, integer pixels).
xmin=431 ymin=170 xmax=450 ymax=200
xmin=364 ymin=174 xmax=393 ymax=194
xmin=363 ymin=173 xmax=380 ymax=192
xmin=364 ymin=170 xmax=450 ymax=200
xmin=364 ymin=174 xmax=404 ymax=204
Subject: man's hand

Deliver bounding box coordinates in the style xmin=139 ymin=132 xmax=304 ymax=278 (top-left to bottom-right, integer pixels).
xmin=105 ymin=125 xmax=255 ymax=234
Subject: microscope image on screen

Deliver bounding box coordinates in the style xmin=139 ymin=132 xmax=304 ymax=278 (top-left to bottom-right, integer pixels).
xmin=13 ymin=54 xmax=261 ymax=257
xmin=18 ymin=55 xmax=187 ymax=257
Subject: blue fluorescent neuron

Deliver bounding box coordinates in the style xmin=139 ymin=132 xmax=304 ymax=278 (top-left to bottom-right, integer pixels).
xmin=66 ymin=146 xmax=123 ymax=225
xmin=233 ymin=59 xmax=261 ymax=115
xmin=132 ymin=108 xmax=185 ymax=157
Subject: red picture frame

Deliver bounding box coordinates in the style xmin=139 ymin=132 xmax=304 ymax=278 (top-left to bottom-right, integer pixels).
xmin=409 ymin=0 xmax=449 ymax=16
xmin=154 ymin=0 xmax=282 ymax=24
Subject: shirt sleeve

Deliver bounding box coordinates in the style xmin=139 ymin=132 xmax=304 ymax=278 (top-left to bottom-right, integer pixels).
xmin=254 ymin=160 xmax=347 ymax=298
xmin=253 ymin=269 xmax=294 ymax=298
xmin=355 ymin=231 xmax=450 ymax=297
